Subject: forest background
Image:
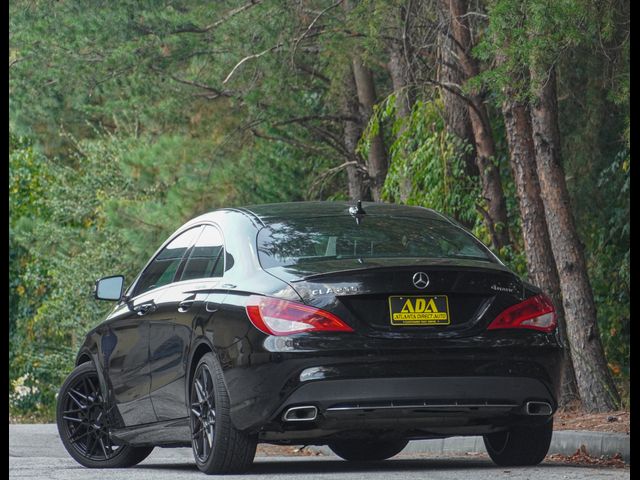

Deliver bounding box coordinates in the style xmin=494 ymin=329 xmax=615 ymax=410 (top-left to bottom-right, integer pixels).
xmin=9 ymin=0 xmax=629 ymax=421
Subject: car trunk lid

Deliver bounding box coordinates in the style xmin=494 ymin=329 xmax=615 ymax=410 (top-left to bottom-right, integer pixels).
xmin=265 ymin=259 xmax=524 ymax=339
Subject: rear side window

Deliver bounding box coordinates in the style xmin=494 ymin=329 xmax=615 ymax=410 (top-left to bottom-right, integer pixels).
xmin=134 ymin=227 xmax=201 ymax=295
xmin=180 ymin=225 xmax=225 ymax=281
xmin=257 ymin=216 xmax=493 ymax=268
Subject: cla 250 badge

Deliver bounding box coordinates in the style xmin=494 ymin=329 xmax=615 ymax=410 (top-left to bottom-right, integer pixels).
xmin=388 ymin=295 xmax=451 ymax=326
xmin=311 ymin=285 xmax=359 ymax=296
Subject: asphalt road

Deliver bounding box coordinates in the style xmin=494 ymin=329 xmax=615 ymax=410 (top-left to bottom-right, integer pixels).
xmin=10 ymin=424 xmax=629 ymax=480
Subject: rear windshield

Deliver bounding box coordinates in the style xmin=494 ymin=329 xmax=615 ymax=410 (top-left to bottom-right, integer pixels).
xmin=257 ymin=216 xmax=494 ymax=268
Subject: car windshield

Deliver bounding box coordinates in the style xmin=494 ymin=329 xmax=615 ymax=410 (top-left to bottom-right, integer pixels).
xmin=257 ymin=215 xmax=494 ymax=268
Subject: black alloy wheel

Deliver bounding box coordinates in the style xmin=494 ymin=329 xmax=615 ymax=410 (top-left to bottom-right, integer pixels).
xmin=56 ymin=362 xmax=153 ymax=468
xmin=190 ymin=361 xmax=216 ymax=462
xmin=189 ymin=352 xmax=257 ymax=474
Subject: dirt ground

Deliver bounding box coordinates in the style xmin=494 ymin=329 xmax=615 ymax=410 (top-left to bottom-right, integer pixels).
xmin=554 ymin=410 xmax=630 ymax=434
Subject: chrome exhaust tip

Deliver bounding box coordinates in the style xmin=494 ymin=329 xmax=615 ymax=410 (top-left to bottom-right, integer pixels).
xmin=282 ymin=405 xmax=318 ymax=422
xmin=525 ymin=401 xmax=553 ymax=416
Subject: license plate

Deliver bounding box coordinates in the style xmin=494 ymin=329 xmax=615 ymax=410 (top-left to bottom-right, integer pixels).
xmin=388 ymin=295 xmax=451 ymax=326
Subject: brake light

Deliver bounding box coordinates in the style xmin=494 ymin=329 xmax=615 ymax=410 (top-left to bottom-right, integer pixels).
xmin=487 ymin=294 xmax=557 ymax=333
xmin=245 ymin=295 xmax=354 ymax=336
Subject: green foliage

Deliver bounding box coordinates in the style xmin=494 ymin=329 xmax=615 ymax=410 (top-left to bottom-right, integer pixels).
xmin=587 ymin=148 xmax=629 ymax=381
xmin=10 ymin=132 xmax=136 ymax=417
xmin=372 ymin=95 xmax=527 ymax=276
xmin=380 ymin=97 xmax=479 ymax=223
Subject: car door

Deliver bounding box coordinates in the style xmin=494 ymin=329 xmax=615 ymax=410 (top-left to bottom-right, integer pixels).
xmin=149 ymin=224 xmax=227 ymax=421
xmin=99 ymin=294 xmax=157 ymax=426
xmin=107 ymin=226 xmax=201 ymax=425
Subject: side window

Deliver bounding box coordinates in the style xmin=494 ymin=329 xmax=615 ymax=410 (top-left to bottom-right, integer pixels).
xmin=133 ymin=227 xmax=200 ymax=296
xmin=180 ymin=225 xmax=225 ymax=281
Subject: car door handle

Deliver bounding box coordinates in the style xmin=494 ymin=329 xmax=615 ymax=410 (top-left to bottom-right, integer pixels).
xmin=205 ymin=302 xmax=219 ymax=313
xmin=178 ymin=299 xmax=195 ymax=313
xmin=134 ymin=302 xmax=156 ymax=316
xmin=221 ymin=283 xmax=236 ymax=289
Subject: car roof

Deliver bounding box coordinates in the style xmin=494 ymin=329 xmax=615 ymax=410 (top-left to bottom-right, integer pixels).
xmin=235 ymin=201 xmax=446 ymax=224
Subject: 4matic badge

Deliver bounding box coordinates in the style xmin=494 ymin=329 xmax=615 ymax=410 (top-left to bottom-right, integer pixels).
xmin=490 ymin=283 xmax=518 ymax=294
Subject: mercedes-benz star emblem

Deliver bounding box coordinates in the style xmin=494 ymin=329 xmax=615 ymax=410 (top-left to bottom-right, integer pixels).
xmin=412 ymin=272 xmax=429 ymax=289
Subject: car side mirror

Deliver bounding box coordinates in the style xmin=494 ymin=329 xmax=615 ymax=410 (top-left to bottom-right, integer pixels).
xmin=94 ymin=275 xmax=125 ymax=301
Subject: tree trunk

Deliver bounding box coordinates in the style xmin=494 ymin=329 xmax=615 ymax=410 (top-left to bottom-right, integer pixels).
xmin=352 ymin=57 xmax=388 ymax=202
xmin=342 ymin=65 xmax=370 ymax=201
xmin=388 ymin=45 xmax=413 ymax=122
xmin=529 ymin=65 xmax=619 ymax=412
xmin=387 ymin=40 xmax=413 ymax=202
xmin=501 ymin=93 xmax=579 ymax=408
xmin=436 ymin=4 xmax=478 ymax=177
xmin=443 ymin=0 xmax=510 ymax=250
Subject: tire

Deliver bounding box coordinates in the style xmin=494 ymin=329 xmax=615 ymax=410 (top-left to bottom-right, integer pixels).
xmin=56 ymin=362 xmax=154 ymax=468
xmin=328 ymin=439 xmax=409 ymax=461
xmin=483 ymin=419 xmax=553 ymax=466
xmin=190 ymin=352 xmax=257 ymax=474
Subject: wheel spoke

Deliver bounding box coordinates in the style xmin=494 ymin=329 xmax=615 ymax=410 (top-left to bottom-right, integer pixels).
xmin=63 ymin=407 xmax=84 ymax=415
xmin=191 ymin=407 xmax=202 ymax=418
xmin=85 ymin=376 xmax=98 ymax=397
xmin=98 ymin=437 xmax=109 ymax=458
xmin=194 ymin=378 xmax=205 ymax=403
xmin=81 ymin=377 xmax=92 ymax=399
xmin=85 ymin=432 xmax=95 ymax=456
xmin=206 ymin=424 xmax=214 ymax=448
xmin=104 ymin=431 xmax=112 ymax=451
xmin=63 ymin=415 xmax=83 ymax=423
xmin=70 ymin=387 xmax=88 ymax=400
xmin=192 ymin=422 xmax=203 ymax=438
xmin=103 ymin=430 xmax=117 ymax=456
xmin=67 ymin=391 xmax=86 ymax=410
xmin=201 ymin=430 xmax=209 ymax=458
xmin=69 ymin=428 xmax=91 ymax=445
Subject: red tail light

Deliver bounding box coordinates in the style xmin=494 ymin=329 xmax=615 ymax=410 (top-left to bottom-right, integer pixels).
xmin=245 ymin=295 xmax=354 ymax=336
xmin=487 ymin=294 xmax=557 ymax=333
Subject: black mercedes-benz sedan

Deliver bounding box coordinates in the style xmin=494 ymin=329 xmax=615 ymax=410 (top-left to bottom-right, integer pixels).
xmin=57 ymin=201 xmax=563 ymax=474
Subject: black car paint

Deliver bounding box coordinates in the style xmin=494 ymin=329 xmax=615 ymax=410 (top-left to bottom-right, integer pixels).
xmin=75 ymin=202 xmax=563 ymax=447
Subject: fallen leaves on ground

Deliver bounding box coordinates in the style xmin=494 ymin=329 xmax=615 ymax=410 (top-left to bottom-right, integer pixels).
xmin=554 ymin=409 xmax=629 ymax=434
xmin=547 ymin=445 xmax=627 ymax=468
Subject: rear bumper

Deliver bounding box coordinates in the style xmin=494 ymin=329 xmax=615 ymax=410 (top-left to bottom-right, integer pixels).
xmin=219 ymin=332 xmax=564 ymax=439
xmin=282 ymin=376 xmax=554 ymax=409
xmin=258 ymin=376 xmax=556 ymax=443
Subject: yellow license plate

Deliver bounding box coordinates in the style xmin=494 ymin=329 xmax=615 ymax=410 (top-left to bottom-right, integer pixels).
xmin=388 ymin=295 xmax=451 ymax=326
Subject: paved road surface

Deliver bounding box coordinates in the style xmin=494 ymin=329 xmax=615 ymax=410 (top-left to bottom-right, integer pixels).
xmin=9 ymin=424 xmax=629 ymax=480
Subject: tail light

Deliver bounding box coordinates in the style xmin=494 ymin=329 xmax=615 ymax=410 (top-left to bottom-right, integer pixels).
xmin=245 ymin=295 xmax=354 ymax=336
xmin=487 ymin=294 xmax=557 ymax=333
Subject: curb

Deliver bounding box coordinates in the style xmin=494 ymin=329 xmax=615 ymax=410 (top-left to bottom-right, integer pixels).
xmin=310 ymin=430 xmax=630 ymax=464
